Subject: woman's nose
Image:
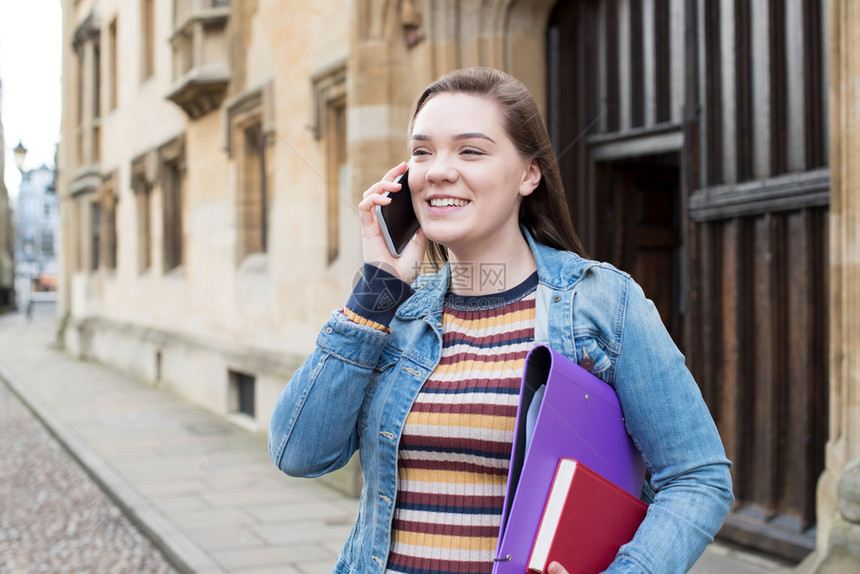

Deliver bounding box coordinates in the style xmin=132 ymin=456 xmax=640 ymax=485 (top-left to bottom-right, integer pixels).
xmin=425 ymin=158 xmax=459 ymax=184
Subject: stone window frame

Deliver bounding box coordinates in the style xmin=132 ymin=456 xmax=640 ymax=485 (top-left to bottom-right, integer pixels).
xmin=158 ymin=135 xmax=187 ymax=273
xmin=141 ymin=0 xmax=156 ymax=82
xmin=311 ymin=61 xmax=347 ymax=266
xmin=131 ymin=151 xmax=157 ymax=274
xmin=72 ymin=11 xmax=102 ymax=169
xmin=108 ymin=16 xmax=118 ymax=111
xmin=99 ymin=171 xmax=119 ymax=272
xmin=89 ymin=200 xmax=101 ymax=273
xmin=224 ymin=83 xmax=275 ymax=268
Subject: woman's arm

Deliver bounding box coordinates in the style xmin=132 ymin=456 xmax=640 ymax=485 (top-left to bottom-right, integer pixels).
xmin=268 ymin=310 xmax=389 ymax=477
xmin=603 ymin=277 xmax=734 ymax=574
xmin=268 ymin=263 xmax=413 ymax=477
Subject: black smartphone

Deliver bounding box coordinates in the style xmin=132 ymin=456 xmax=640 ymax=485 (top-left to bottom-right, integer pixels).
xmin=375 ymin=168 xmax=420 ymax=257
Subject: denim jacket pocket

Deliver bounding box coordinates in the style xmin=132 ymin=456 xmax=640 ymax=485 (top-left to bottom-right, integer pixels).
xmin=573 ymin=336 xmax=612 ymax=379
xmin=376 ymin=345 xmax=402 ymax=373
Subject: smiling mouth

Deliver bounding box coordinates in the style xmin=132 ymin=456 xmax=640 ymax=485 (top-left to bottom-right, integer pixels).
xmin=429 ymin=198 xmax=470 ymax=208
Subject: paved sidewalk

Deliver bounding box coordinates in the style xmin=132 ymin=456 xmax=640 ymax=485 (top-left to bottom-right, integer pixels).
xmin=0 ymin=311 xmax=795 ymax=574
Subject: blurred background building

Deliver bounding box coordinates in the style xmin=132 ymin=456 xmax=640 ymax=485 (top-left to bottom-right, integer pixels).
xmin=13 ymin=164 xmax=59 ymax=311
xmin=0 ymin=71 xmax=14 ymax=311
xmin=56 ymin=0 xmax=859 ymax=571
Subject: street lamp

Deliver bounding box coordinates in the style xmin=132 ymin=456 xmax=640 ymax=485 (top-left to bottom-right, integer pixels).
xmin=13 ymin=140 xmax=27 ymax=172
xmin=12 ymin=141 xmax=31 ymax=316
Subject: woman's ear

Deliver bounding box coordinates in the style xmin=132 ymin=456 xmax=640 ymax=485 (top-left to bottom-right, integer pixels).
xmin=519 ymin=158 xmax=542 ymax=197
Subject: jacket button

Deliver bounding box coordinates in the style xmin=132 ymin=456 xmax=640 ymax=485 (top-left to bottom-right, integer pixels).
xmin=553 ymin=295 xmax=562 ymax=303
xmin=580 ymin=357 xmax=595 ymax=370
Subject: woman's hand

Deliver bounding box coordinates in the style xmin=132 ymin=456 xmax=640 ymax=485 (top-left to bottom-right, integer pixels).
xmin=547 ymin=561 xmax=569 ymax=574
xmin=358 ymin=161 xmax=427 ymax=283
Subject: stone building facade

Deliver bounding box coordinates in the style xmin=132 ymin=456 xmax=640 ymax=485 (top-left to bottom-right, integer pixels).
xmin=57 ymin=0 xmax=859 ymax=568
xmin=0 ymin=73 xmax=15 ymax=311
xmin=13 ymin=165 xmax=59 ymax=308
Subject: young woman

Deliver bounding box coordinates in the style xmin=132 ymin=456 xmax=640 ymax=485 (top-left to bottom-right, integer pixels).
xmin=269 ymin=67 xmax=733 ymax=574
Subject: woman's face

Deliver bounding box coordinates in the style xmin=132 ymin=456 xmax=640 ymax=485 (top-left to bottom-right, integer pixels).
xmin=408 ymin=92 xmax=540 ymax=258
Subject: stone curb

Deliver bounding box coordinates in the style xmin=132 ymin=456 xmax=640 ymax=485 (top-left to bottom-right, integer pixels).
xmin=0 ymin=359 xmax=227 ymax=574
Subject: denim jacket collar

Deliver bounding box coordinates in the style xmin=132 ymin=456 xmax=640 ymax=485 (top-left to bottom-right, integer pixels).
xmin=395 ymin=227 xmax=594 ymax=321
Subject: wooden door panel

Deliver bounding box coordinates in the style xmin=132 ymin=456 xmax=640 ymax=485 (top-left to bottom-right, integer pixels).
xmin=692 ymin=208 xmax=828 ymax=560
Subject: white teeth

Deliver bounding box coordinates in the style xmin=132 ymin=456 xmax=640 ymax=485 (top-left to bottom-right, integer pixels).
xmin=429 ymin=197 xmax=469 ymax=208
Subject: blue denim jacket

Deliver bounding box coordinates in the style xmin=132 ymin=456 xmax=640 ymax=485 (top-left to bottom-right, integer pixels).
xmin=269 ymin=230 xmax=733 ymax=574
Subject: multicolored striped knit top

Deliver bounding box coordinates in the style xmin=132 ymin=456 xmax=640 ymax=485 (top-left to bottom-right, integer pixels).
xmin=384 ymin=272 xmax=537 ymax=574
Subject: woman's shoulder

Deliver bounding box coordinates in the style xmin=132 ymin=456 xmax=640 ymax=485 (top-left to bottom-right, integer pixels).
xmin=532 ymin=241 xmax=632 ymax=291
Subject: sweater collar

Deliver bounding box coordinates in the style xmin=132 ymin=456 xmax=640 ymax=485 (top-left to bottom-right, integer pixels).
xmin=395 ymin=227 xmax=592 ymax=320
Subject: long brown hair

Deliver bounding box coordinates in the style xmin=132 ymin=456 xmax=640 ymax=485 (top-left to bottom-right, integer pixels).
xmin=409 ymin=67 xmax=587 ymax=267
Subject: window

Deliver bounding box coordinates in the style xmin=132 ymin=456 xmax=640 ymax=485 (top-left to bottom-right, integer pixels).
xmin=101 ymin=174 xmax=118 ymax=271
xmin=108 ymin=18 xmax=118 ymax=110
xmin=225 ymin=86 xmax=273 ymax=265
xmin=312 ymin=63 xmax=347 ymax=264
xmin=93 ymin=41 xmax=102 ymax=162
xmin=159 ymin=137 xmax=185 ymax=271
xmin=93 ymin=42 xmax=101 ymax=121
xmin=137 ymin=187 xmax=152 ymax=271
xmin=141 ymin=0 xmax=155 ymax=80
xmin=76 ymin=49 xmax=84 ymax=165
xmin=77 ymin=48 xmax=84 ymax=126
xmin=132 ymin=153 xmax=154 ymax=273
xmin=41 ymin=231 xmax=54 ymax=257
xmin=91 ymin=202 xmax=101 ymax=272
xmin=72 ymin=13 xmax=101 ymax=167
xmin=238 ymin=120 xmax=268 ymax=259
xmin=324 ymin=99 xmax=346 ymax=264
xmin=228 ymin=370 xmax=255 ymax=418
xmin=162 ymin=160 xmax=183 ymax=270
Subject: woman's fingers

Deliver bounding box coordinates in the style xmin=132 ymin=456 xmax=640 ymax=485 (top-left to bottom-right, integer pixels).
xmin=358 ymin=162 xmax=409 ymax=229
xmin=358 ymin=193 xmax=392 ymax=228
xmin=358 ymin=191 xmax=392 ymax=210
xmin=384 ymin=161 xmax=409 ymax=182
xmin=362 ymin=162 xmax=408 ymax=199
xmin=547 ymin=562 xmax=569 ymax=574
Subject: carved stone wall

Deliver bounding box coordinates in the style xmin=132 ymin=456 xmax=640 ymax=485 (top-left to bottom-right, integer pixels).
xmin=805 ymin=0 xmax=860 ymax=571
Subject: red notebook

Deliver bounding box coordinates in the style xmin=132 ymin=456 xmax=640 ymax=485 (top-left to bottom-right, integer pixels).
xmin=527 ymin=459 xmax=648 ymax=574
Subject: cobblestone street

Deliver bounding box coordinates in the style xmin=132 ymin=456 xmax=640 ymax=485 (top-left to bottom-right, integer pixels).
xmin=0 ymin=376 xmax=176 ymax=574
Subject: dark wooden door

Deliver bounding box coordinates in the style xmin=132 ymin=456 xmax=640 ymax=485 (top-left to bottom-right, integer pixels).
xmin=594 ymin=157 xmax=683 ymax=343
xmin=546 ymin=0 xmax=829 ymax=562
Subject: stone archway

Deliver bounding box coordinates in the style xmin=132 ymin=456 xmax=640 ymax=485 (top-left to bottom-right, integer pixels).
xmin=349 ymin=0 xmax=560 ymax=111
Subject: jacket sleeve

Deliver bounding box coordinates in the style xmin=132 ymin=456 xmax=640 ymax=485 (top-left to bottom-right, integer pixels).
xmin=268 ymin=263 xmax=413 ymax=478
xmin=604 ymin=276 xmax=734 ymax=574
xmin=267 ymin=310 xmax=390 ymax=478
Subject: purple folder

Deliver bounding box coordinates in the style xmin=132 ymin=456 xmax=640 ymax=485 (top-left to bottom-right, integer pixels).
xmin=492 ymin=345 xmax=646 ymax=574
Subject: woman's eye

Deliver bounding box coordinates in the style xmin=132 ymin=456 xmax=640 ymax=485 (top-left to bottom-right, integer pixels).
xmin=461 ymin=148 xmax=484 ymax=156
xmin=410 ymin=148 xmax=430 ymax=156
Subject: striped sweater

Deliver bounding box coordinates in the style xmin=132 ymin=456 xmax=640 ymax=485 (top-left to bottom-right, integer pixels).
xmin=384 ymin=272 xmax=537 ymax=574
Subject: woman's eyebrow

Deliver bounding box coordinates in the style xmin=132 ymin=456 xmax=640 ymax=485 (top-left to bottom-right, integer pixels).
xmin=410 ymin=132 xmax=497 ymax=144
xmin=455 ymin=132 xmax=496 ymax=144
